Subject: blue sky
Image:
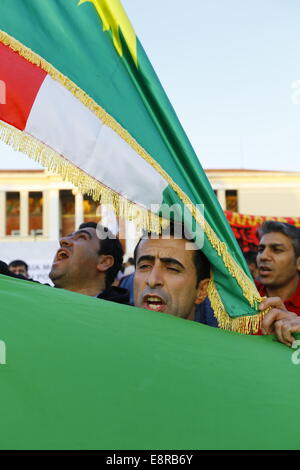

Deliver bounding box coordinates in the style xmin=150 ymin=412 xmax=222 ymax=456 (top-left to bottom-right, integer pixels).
xmin=1 ymin=0 xmax=300 ymax=170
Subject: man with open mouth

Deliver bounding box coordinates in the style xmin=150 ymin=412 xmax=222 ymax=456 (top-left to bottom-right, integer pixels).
xmin=48 ymin=221 xmax=128 ymax=303
xmin=256 ymin=221 xmax=300 ymax=315
xmin=133 ymin=223 xmax=210 ymax=321
xmin=0 ymin=222 xmax=129 ymax=305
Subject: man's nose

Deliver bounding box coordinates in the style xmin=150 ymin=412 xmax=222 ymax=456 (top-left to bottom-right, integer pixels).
xmin=146 ymin=265 xmax=164 ymax=288
xmin=258 ymin=248 xmax=271 ymax=261
xmin=59 ymin=236 xmax=73 ymax=248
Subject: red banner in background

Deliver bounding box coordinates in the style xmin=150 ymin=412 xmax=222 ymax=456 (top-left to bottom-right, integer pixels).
xmin=225 ymin=211 xmax=300 ymax=252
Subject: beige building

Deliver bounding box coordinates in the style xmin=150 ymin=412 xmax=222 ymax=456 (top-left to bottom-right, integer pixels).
xmin=0 ymin=169 xmax=136 ymax=281
xmin=206 ymin=169 xmax=300 ymax=217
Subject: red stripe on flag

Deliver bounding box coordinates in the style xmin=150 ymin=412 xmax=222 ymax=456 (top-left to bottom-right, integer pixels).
xmin=0 ymin=42 xmax=47 ymax=130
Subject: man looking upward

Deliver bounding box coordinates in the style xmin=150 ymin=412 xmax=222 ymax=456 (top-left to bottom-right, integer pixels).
xmin=1 ymin=222 xmax=129 ymax=305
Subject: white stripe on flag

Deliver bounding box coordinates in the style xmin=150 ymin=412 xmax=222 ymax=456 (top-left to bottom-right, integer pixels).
xmin=25 ymin=75 xmax=168 ymax=208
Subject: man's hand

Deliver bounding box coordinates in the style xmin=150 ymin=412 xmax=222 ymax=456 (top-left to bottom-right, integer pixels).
xmin=260 ymin=297 xmax=300 ymax=347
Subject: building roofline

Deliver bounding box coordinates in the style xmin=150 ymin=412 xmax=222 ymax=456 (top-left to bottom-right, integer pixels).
xmin=205 ymin=168 xmax=299 ymax=173
xmin=0 ymin=169 xmax=44 ymax=173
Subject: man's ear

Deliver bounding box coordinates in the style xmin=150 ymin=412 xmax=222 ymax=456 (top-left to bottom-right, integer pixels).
xmin=296 ymin=256 xmax=300 ymax=271
xmin=96 ymin=254 xmax=114 ymax=273
xmin=195 ymin=278 xmax=210 ymax=305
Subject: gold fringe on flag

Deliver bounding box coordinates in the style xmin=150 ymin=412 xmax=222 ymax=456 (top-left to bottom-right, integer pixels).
xmin=207 ymin=274 xmax=266 ymax=334
xmin=0 ymin=31 xmax=265 ymax=332
xmin=0 ymin=121 xmax=164 ymax=233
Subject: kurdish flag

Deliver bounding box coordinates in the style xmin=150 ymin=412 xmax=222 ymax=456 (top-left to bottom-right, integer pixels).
xmin=0 ymin=0 xmax=262 ymax=332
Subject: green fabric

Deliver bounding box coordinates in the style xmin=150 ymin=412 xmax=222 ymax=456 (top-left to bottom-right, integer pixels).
xmin=1 ymin=0 xmax=258 ymax=318
xmin=0 ymin=274 xmax=299 ymax=450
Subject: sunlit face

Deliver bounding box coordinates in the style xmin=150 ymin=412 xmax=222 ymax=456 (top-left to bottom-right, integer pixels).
xmin=257 ymin=232 xmax=300 ymax=289
xmin=134 ymin=237 xmax=209 ymax=320
xmin=49 ymin=228 xmax=102 ymax=288
xmin=9 ymin=265 xmax=29 ymax=278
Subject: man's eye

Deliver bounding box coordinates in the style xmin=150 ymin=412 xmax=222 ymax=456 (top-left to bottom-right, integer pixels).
xmin=167 ymin=267 xmax=180 ymax=272
xmin=138 ymin=264 xmax=151 ymax=270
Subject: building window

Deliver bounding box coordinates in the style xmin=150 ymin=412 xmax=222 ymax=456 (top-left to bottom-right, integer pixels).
xmin=29 ymin=191 xmax=43 ymax=236
xmin=226 ymin=190 xmax=238 ymax=212
xmin=60 ymin=190 xmax=75 ymax=237
xmin=83 ymin=195 xmax=100 ymax=224
xmin=6 ymin=192 xmax=20 ymax=236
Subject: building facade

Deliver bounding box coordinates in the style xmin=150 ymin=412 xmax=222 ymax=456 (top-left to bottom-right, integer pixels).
xmin=207 ymin=169 xmax=300 ymax=217
xmin=0 ymin=169 xmax=137 ymax=282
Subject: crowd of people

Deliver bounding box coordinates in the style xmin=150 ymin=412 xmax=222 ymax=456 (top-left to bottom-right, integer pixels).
xmin=1 ymin=219 xmax=300 ymax=348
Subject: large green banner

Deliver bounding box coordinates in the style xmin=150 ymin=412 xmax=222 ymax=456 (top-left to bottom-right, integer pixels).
xmin=0 ymin=274 xmax=299 ymax=450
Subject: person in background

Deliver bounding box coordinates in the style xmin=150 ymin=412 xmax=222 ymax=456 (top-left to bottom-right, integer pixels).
xmin=8 ymin=260 xmax=29 ymax=279
xmin=119 ymin=272 xmax=134 ymax=306
xmin=243 ymin=250 xmax=259 ymax=280
xmin=256 ymin=221 xmax=300 ymax=315
xmin=123 ymin=257 xmax=135 ymax=276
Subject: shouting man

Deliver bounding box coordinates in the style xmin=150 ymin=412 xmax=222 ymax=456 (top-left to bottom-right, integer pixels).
xmin=133 ymin=223 xmax=210 ymax=321
xmin=1 ymin=222 xmax=129 ymax=305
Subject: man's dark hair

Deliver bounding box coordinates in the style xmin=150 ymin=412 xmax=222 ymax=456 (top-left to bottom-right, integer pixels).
xmin=8 ymin=259 xmax=28 ymax=271
xmin=259 ymin=221 xmax=300 ymax=257
xmin=79 ymin=222 xmax=124 ymax=288
xmin=133 ymin=221 xmax=210 ymax=287
xmin=243 ymin=251 xmax=258 ymax=266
